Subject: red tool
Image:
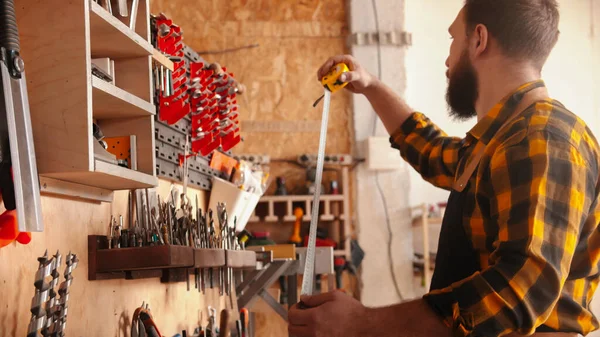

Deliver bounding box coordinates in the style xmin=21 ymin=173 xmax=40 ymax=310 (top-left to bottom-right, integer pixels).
xmin=334 ymin=257 xmax=345 ymax=290
xmin=240 ymin=308 xmax=249 ymax=337
xmin=302 ymin=235 xmax=337 ymax=248
xmin=131 ymin=302 xmax=163 ymax=337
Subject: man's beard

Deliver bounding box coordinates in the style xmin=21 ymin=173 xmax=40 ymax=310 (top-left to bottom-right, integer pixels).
xmin=446 ymin=50 xmax=479 ymax=120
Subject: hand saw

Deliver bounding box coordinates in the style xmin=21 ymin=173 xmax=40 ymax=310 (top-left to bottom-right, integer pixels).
xmin=0 ymin=0 xmax=44 ymax=233
xmin=300 ymin=63 xmax=349 ymax=299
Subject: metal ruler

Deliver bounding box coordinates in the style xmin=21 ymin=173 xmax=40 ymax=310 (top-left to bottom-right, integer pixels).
xmin=300 ymin=89 xmax=331 ymax=296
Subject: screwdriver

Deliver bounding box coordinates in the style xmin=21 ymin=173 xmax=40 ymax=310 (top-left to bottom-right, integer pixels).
xmin=240 ymin=308 xmax=249 ymax=337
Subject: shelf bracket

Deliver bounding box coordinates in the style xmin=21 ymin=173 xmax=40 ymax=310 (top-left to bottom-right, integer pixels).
xmin=259 ymin=289 xmax=288 ymax=321
xmin=237 ymin=260 xmax=297 ymax=311
xmin=40 ymin=177 xmax=113 ymax=203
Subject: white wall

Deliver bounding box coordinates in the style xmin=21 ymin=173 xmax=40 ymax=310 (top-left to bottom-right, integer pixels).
xmin=404 ymin=0 xmax=600 ymax=208
xmin=350 ymin=0 xmax=416 ymax=307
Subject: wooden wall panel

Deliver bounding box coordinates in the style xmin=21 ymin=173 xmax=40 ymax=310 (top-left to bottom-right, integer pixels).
xmin=149 ymin=1 xmax=352 ymax=336
xmin=0 ymin=181 xmax=218 ymax=337
xmin=151 ymin=0 xmax=353 ymax=190
xmin=0 ymin=2 xmax=352 ymax=336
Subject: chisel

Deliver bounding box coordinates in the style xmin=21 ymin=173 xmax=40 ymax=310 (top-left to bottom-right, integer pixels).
xmin=117 ymin=0 xmax=128 ymax=17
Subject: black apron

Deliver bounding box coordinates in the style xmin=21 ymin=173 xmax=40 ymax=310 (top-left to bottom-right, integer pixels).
xmin=430 ymin=82 xmax=546 ymax=291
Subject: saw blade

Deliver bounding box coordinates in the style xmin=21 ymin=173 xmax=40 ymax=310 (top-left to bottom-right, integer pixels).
xmin=300 ymin=89 xmax=331 ymax=297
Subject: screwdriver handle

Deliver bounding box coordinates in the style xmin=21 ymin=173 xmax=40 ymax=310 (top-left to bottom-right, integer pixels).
xmin=240 ymin=308 xmax=249 ymax=337
xmin=218 ymin=309 xmax=230 ymax=337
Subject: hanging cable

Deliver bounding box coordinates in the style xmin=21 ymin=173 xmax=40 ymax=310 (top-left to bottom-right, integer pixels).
xmin=371 ymin=0 xmax=405 ymax=302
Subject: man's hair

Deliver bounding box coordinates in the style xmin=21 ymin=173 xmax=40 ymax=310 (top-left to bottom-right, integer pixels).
xmin=463 ymin=0 xmax=560 ymax=70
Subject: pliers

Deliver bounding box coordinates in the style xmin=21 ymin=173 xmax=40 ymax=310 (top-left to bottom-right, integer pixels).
xmin=131 ymin=302 xmax=163 ymax=337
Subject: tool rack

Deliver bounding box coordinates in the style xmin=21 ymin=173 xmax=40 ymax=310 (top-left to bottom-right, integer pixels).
xmin=153 ymin=45 xmax=227 ymax=191
xmin=15 ymin=0 xmax=174 ymax=191
xmin=88 ymin=235 xmax=257 ymax=281
xmin=247 ymin=167 xmax=352 ymax=258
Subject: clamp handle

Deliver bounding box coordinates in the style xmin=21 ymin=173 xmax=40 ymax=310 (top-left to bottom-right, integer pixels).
xmin=0 ymin=0 xmax=20 ymax=53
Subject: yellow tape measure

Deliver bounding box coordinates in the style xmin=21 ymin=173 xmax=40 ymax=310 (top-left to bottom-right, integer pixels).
xmin=321 ymin=63 xmax=350 ymax=93
xmin=313 ymin=63 xmax=350 ymax=107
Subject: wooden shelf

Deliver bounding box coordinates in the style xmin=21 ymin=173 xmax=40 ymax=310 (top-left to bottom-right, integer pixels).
xmin=18 ymin=0 xmax=156 ymax=194
xmin=280 ymin=214 xmax=338 ymax=222
xmin=253 ymin=194 xmax=345 ymax=224
xmin=152 ymin=49 xmax=174 ymax=71
xmin=226 ymin=250 xmax=257 ymax=268
xmin=261 ymin=195 xmax=344 ymax=202
xmin=89 ymin=1 xmax=153 ymax=58
xmin=194 ymin=248 xmax=225 ymax=268
xmin=47 ymin=161 xmax=158 ymax=191
xmin=93 ymin=160 xmax=158 ymax=189
xmin=92 ymin=77 xmax=155 ymax=119
xmin=244 ymin=167 xmax=352 ymax=260
xmin=412 ymin=216 xmax=443 ymax=227
xmin=95 ymin=244 xmax=194 ymax=273
xmin=334 ymin=249 xmax=347 ymax=257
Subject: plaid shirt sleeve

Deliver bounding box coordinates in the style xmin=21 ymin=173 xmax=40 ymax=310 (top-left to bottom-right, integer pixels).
xmin=390 ymin=112 xmax=467 ymax=190
xmin=423 ymin=128 xmax=597 ymax=336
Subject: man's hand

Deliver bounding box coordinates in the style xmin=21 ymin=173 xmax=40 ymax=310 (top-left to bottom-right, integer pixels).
xmin=318 ymin=54 xmax=413 ymax=134
xmin=288 ymin=290 xmax=369 ymax=337
xmin=317 ymin=55 xmax=377 ymax=94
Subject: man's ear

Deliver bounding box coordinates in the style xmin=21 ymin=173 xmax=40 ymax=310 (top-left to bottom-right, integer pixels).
xmin=471 ymin=23 xmax=489 ymax=57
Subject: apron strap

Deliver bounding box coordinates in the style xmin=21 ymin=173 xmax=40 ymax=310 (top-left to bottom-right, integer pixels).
xmin=452 ymin=88 xmax=550 ymax=192
xmin=453 ymin=146 xmax=485 ymax=192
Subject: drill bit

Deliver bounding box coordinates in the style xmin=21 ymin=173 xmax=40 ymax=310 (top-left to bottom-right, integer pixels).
xmin=53 ymin=252 xmax=79 ymax=337
xmin=128 ymin=190 xmax=133 ymax=229
xmin=42 ymin=251 xmax=62 ymax=336
xmin=27 ymin=251 xmax=52 ymax=337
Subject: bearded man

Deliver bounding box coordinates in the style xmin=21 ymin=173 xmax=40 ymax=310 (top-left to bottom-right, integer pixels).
xmin=288 ymin=1 xmax=600 ymax=337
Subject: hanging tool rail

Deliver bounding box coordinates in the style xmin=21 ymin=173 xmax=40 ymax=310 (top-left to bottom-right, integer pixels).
xmin=88 ymin=235 xmax=256 ymax=281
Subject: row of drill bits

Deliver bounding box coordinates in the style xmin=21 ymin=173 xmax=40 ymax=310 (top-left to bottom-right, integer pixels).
xmin=105 ymin=188 xmax=245 ymax=296
xmin=27 ymin=250 xmax=78 ymax=337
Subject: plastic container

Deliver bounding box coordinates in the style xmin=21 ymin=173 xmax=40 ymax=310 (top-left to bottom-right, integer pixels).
xmin=208 ymin=177 xmax=261 ymax=232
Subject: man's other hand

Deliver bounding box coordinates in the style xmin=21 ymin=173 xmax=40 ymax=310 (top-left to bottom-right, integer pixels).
xmin=288 ymin=290 xmax=369 ymax=337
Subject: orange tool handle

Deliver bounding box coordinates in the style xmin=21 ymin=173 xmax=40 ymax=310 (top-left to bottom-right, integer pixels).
xmin=289 ymin=207 xmax=303 ymax=245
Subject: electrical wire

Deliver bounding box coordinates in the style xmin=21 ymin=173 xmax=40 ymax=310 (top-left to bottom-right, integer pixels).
xmin=371 ymin=0 xmax=405 ymax=302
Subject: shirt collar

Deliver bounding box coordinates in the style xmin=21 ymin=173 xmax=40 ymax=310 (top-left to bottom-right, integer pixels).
xmin=467 ymin=80 xmax=546 ymax=145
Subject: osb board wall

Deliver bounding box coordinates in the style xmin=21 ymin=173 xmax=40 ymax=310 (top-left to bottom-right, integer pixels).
xmin=151 ymin=0 xmax=353 ymax=190
xmin=149 ymin=1 xmax=353 ymax=336
xmin=0 ymin=181 xmax=227 ymax=337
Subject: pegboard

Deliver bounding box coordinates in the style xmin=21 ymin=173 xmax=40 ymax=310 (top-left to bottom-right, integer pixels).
xmin=153 ymin=25 xmax=240 ymax=190
xmin=155 ymin=116 xmax=222 ymax=191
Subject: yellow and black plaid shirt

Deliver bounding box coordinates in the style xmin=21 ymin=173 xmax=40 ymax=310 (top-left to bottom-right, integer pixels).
xmin=390 ymin=80 xmax=600 ymax=336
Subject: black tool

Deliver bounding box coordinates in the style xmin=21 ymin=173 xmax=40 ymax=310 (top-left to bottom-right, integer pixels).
xmin=120 ymin=229 xmax=129 ymax=248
